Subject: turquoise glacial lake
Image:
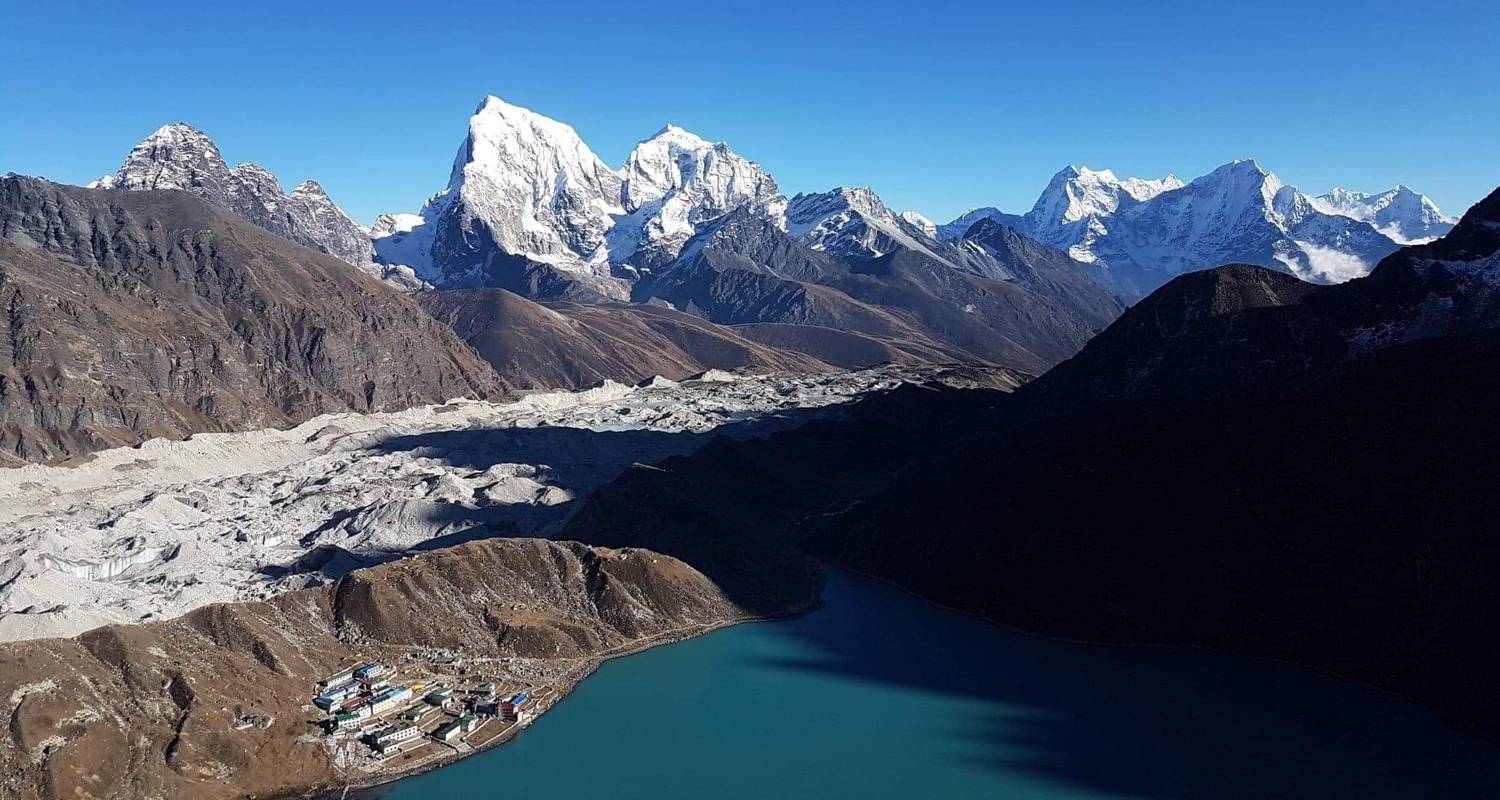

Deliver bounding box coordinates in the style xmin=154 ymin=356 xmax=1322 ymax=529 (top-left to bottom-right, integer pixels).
xmin=373 ymin=570 xmax=1500 ymax=799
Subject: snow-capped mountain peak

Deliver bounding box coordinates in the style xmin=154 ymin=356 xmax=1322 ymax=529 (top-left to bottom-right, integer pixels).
xmin=375 ymin=97 xmax=789 ymax=291
xmin=370 ymin=212 xmax=424 ymax=239
xmin=125 ymin=124 xmax=224 ymax=172
xmin=1309 ymin=184 xmax=1456 ymax=244
xmin=290 ymin=179 xmax=329 ymax=199
xmin=787 ymin=187 xmax=941 ymax=260
xmin=1028 ymin=164 xmax=1184 ymax=227
xmin=645 ymin=123 xmax=712 ymax=150
xmin=1017 ymin=164 xmax=1187 ymax=261
xmin=1317 ymin=186 xmax=1371 ymax=209
xmin=788 ymin=187 xmax=890 ymax=230
xmin=938 ymin=157 xmax=1408 ymax=295
xmin=1120 ymin=173 xmax=1185 ymax=202
xmin=936 ymin=207 xmax=1025 ymax=240
xmin=612 ymin=122 xmax=785 ymax=267
xmin=1090 ymin=158 xmax=1405 ymax=289
xmin=899 ymin=210 xmax=937 ymax=239
xmin=621 ymin=124 xmax=773 ymax=211
xmin=441 ymin=95 xmax=624 ymax=271
xmin=1180 ymin=159 xmax=1287 ymax=221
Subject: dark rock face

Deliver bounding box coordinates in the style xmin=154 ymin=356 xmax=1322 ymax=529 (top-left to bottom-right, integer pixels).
xmin=0 ymin=177 xmax=506 ymax=465
xmin=1023 ymin=264 xmax=1336 ymax=405
xmin=425 ymin=212 xmax=619 ymax=302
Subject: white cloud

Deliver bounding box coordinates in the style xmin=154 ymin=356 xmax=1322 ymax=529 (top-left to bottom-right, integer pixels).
xmin=1281 ymin=241 xmax=1372 ymax=284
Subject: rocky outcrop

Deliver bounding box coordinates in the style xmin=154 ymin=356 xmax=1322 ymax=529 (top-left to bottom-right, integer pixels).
xmin=0 ymin=537 xmax=770 ymax=800
xmin=0 ymin=177 xmax=505 ymax=465
xmin=282 ymin=180 xmax=377 ymax=267
xmin=94 ymin=124 xmax=377 ymax=268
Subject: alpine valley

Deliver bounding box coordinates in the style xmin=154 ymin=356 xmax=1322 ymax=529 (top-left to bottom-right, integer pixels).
xmin=0 ymin=90 xmax=1495 ymax=800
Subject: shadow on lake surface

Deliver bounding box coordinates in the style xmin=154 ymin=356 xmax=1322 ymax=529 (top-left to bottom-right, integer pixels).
xmin=368 ymin=569 xmax=1500 ymax=800
xmin=752 ymin=570 xmax=1500 ymax=799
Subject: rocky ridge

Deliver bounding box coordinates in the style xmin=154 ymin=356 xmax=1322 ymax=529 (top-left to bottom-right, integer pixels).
xmin=91 ymin=124 xmax=381 ymax=272
xmin=0 ymin=176 xmax=504 ymax=465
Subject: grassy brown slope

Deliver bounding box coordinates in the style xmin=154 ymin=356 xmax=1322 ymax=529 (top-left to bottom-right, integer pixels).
xmin=0 ymin=538 xmax=786 ymax=800
xmin=421 ymin=288 xmax=838 ymax=389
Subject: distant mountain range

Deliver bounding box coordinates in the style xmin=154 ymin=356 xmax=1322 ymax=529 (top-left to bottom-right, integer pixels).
xmin=89 ymin=99 xmax=1128 ymax=375
xmin=85 ymin=97 xmax=1459 ymax=360
xmin=939 ymin=162 xmax=1456 ymax=297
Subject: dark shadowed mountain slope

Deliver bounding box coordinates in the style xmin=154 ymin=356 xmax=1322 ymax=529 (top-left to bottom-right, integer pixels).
xmin=564 ymin=329 xmax=1500 ymax=738
xmin=827 ymin=222 xmax=1122 ymax=368
xmin=953 ymin=218 xmax=1121 ymax=318
xmin=728 ymin=322 xmax=961 ymax=368
xmin=780 ymin=187 xmax=1125 ymax=368
xmin=1021 ymin=264 xmax=1336 ymax=405
xmin=562 ymin=376 xmax=1020 ymax=613
xmin=812 ymin=188 xmax=1500 ymax=735
xmin=561 ymin=188 xmax=1500 ymax=737
xmin=0 ymin=177 xmax=506 ymax=465
xmin=812 ymin=328 xmax=1500 ymax=737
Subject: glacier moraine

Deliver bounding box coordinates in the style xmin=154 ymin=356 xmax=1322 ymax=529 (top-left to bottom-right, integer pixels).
xmin=0 ymin=367 xmax=932 ymax=643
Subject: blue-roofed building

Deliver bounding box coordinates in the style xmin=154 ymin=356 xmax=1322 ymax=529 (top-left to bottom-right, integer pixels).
xmin=500 ymin=692 xmax=530 ymax=722
xmin=355 ymin=662 xmax=386 ymax=681
xmin=314 ymin=683 xmax=358 ymax=711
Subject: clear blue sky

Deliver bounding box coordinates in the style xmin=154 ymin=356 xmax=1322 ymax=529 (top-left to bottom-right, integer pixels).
xmin=3 ymin=0 xmax=1496 ymax=225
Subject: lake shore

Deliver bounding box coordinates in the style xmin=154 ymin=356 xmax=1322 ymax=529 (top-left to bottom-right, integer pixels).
xmin=348 ymin=569 xmax=1500 ymax=800
xmin=299 ymin=595 xmax=823 ymax=800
